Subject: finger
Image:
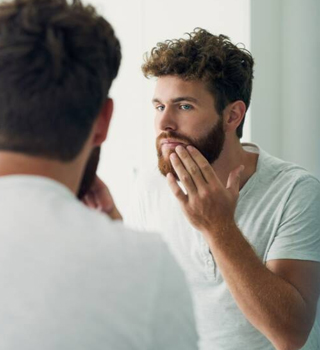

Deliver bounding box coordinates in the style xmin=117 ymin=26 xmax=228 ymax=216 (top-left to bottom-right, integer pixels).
xmin=90 ymin=176 xmax=114 ymax=212
xmin=186 ymin=145 xmax=221 ymax=186
xmin=95 ymin=192 xmax=114 ymax=213
xmin=91 ymin=176 xmax=111 ymax=198
xmin=107 ymin=207 xmax=123 ymax=221
xmin=175 ymin=145 xmax=207 ymax=188
xmin=83 ymin=193 xmax=98 ymax=209
xmin=170 ymin=152 xmax=197 ymax=195
xmin=226 ymin=165 xmax=245 ymax=197
xmin=166 ymin=172 xmax=188 ymax=204
xmin=92 ymin=175 xmax=110 ymax=194
xmin=82 ymin=196 xmax=89 ymax=206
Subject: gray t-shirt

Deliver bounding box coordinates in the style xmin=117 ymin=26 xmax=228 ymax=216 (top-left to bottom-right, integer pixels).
xmin=0 ymin=175 xmax=198 ymax=350
xmin=125 ymin=143 xmax=320 ymax=350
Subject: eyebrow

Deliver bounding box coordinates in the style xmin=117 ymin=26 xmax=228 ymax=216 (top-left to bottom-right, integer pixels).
xmin=152 ymin=96 xmax=199 ymax=104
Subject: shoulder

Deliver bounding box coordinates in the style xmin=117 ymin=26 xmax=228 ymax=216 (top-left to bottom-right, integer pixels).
xmin=76 ymin=201 xmax=169 ymax=260
xmin=257 ymin=147 xmax=320 ymax=191
xmin=256 ymin=151 xmax=320 ymax=225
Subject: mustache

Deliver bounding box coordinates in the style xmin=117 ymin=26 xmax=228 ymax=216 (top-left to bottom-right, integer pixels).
xmin=156 ymin=131 xmax=194 ymax=145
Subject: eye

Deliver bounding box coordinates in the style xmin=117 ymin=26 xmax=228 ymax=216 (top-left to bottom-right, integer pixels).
xmin=180 ymin=104 xmax=193 ymax=111
xmin=155 ymin=105 xmax=165 ymax=112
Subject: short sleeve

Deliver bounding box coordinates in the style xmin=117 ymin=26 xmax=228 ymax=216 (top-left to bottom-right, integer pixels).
xmin=150 ymin=241 xmax=199 ymax=350
xmin=267 ymin=175 xmax=320 ymax=262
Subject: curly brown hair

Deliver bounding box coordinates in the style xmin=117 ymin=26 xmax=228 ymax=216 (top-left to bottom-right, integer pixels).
xmin=0 ymin=0 xmax=121 ymax=160
xmin=142 ymin=28 xmax=254 ymax=138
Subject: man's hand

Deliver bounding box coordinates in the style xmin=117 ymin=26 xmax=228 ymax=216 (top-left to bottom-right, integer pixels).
xmin=167 ymin=145 xmax=244 ymax=239
xmin=82 ymin=175 xmax=123 ymax=220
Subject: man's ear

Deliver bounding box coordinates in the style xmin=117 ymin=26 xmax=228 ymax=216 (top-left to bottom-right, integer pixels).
xmin=224 ymin=100 xmax=246 ymax=133
xmin=92 ymin=98 xmax=114 ymax=146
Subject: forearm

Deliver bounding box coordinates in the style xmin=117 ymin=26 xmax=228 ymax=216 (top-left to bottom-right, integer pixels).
xmin=205 ymin=223 xmax=310 ymax=350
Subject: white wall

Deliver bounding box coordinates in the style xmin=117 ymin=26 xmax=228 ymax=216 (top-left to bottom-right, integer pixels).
xmin=250 ymin=0 xmax=320 ymax=179
xmin=282 ymin=0 xmax=320 ymax=179
xmin=86 ymin=0 xmax=251 ymax=213
xmin=250 ymin=0 xmax=282 ymax=158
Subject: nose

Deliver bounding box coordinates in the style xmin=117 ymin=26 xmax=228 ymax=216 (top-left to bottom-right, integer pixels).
xmin=156 ymin=106 xmax=177 ymax=132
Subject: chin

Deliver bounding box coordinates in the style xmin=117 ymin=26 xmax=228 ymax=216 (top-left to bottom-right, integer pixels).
xmin=157 ymin=156 xmax=179 ymax=180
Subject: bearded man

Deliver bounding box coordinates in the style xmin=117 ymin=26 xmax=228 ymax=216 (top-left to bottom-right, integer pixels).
xmin=89 ymin=29 xmax=320 ymax=350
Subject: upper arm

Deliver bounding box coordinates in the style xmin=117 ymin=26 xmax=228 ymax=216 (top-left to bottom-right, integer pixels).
xmin=266 ymin=175 xmax=320 ymax=263
xmin=265 ymin=175 xmax=320 ymax=322
xmin=264 ymin=176 xmax=320 ymax=345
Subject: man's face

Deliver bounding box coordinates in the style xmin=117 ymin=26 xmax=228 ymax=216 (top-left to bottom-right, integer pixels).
xmin=153 ymin=76 xmax=225 ymax=178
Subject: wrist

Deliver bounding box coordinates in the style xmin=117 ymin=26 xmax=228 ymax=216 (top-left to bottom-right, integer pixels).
xmin=202 ymin=219 xmax=239 ymax=246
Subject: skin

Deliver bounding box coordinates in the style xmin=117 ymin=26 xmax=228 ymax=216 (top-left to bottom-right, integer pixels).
xmin=152 ymin=76 xmax=258 ymax=188
xmin=88 ymin=76 xmax=320 ymax=350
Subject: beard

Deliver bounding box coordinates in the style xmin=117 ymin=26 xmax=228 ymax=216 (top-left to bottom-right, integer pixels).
xmin=156 ymin=117 xmax=225 ymax=179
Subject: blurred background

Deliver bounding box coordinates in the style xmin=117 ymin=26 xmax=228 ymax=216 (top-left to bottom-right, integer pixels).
xmin=82 ymin=0 xmax=320 ymax=214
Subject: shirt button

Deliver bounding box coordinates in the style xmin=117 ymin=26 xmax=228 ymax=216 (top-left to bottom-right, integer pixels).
xmin=207 ymin=260 xmax=214 ymax=266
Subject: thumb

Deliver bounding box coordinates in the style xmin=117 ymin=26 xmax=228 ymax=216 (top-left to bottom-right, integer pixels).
xmin=226 ymin=165 xmax=245 ymax=196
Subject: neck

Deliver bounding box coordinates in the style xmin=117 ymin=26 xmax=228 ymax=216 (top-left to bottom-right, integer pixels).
xmin=212 ymin=137 xmax=258 ymax=189
xmin=0 ymin=151 xmax=85 ymax=194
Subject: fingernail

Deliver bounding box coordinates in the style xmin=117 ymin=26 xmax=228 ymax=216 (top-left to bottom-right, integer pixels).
xmin=176 ymin=145 xmax=184 ymax=152
xmin=186 ymin=145 xmax=194 ymax=151
xmin=170 ymin=153 xmax=177 ymax=160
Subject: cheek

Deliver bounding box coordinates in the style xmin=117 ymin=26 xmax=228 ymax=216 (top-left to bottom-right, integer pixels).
xmin=185 ymin=121 xmax=207 ymax=138
xmin=154 ymin=114 xmax=160 ymax=131
xmin=194 ymin=117 xmax=217 ymax=135
xmin=154 ymin=118 xmax=164 ymax=142
xmin=154 ymin=119 xmax=161 ymax=136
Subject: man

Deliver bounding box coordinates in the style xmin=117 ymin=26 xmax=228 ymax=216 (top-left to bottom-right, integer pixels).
xmin=0 ymin=1 xmax=198 ymax=349
xmin=93 ymin=29 xmax=320 ymax=349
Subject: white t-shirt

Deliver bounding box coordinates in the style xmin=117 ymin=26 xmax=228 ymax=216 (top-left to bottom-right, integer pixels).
xmin=0 ymin=175 xmax=198 ymax=350
xmin=125 ymin=143 xmax=320 ymax=350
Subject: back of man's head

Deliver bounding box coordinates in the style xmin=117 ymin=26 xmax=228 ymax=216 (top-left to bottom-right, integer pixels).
xmin=0 ymin=0 xmax=121 ymax=161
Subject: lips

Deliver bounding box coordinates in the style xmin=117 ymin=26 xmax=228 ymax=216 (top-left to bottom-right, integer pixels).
xmin=160 ymin=139 xmax=186 ymax=147
xmin=160 ymin=140 xmax=188 ymax=154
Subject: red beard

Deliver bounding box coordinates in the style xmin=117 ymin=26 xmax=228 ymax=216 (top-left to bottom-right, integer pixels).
xmin=156 ymin=117 xmax=225 ymax=179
